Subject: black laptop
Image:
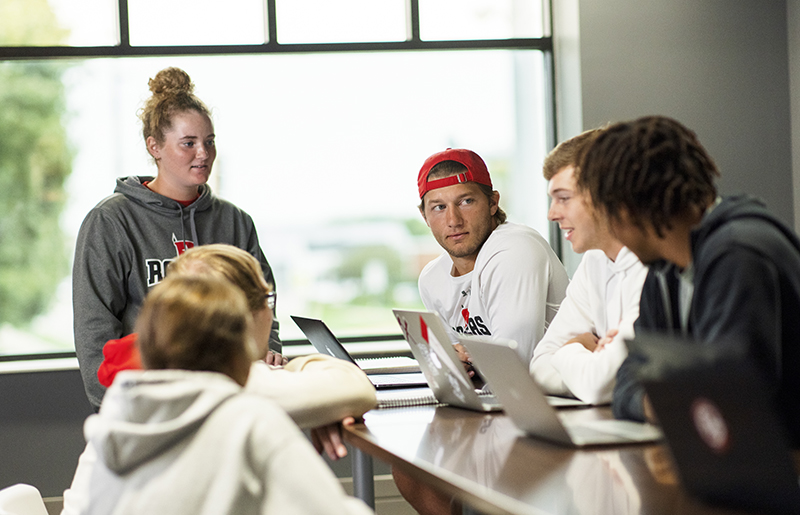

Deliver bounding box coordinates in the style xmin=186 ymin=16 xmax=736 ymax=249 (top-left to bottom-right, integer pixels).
xmin=291 ymin=315 xmax=428 ymax=390
xmin=627 ymin=332 xmax=800 ymax=514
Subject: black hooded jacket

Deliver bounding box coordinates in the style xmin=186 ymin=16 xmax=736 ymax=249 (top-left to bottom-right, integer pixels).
xmin=613 ymin=195 xmax=800 ymax=446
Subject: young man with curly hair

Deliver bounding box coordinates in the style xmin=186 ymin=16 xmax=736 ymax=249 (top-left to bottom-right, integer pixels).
xmin=578 ymin=115 xmax=800 ymax=445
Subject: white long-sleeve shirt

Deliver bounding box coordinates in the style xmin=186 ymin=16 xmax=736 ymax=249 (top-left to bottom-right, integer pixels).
xmin=419 ymin=222 xmax=569 ymax=364
xmin=530 ymin=247 xmax=647 ymax=404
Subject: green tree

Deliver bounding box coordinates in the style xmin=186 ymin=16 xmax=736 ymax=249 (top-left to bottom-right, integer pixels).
xmin=0 ymin=0 xmax=72 ymax=325
xmin=333 ymin=245 xmax=403 ymax=305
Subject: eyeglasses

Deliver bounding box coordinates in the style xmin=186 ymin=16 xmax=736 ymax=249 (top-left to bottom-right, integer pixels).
xmin=265 ymin=291 xmax=276 ymax=310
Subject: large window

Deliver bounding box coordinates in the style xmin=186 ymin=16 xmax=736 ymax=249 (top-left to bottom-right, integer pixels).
xmin=0 ymin=0 xmax=554 ymax=354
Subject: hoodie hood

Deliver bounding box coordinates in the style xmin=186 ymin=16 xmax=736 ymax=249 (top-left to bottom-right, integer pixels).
xmin=114 ymin=176 xmax=216 ymax=247
xmin=113 ymin=176 xmax=214 ymax=216
xmin=609 ymin=246 xmax=641 ymax=274
xmin=646 ymin=195 xmax=800 ymax=333
xmin=692 ymin=195 xmax=800 ymax=255
xmin=85 ymin=369 xmax=241 ymax=474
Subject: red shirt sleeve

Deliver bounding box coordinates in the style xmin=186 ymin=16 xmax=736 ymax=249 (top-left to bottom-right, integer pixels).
xmin=97 ymin=333 xmax=142 ymax=387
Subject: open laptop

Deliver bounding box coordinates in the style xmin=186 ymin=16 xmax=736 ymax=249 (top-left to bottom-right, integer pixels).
xmin=392 ymin=309 xmax=503 ymax=412
xmin=460 ymin=334 xmax=662 ymax=446
xmin=629 ymin=332 xmax=800 ymax=514
xmin=291 ymin=315 xmax=427 ymax=390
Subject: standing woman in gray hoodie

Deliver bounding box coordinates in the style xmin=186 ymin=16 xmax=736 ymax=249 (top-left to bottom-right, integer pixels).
xmin=72 ymin=67 xmax=280 ymax=411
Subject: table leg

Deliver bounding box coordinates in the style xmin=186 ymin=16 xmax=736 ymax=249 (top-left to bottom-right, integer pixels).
xmin=352 ymin=447 xmax=375 ymax=509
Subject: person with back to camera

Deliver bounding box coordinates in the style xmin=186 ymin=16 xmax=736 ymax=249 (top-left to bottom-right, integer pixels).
xmin=73 ymin=67 xmax=281 ymax=411
xmin=62 ymin=274 xmax=373 ymax=515
xmin=89 ymin=244 xmax=376 ymax=457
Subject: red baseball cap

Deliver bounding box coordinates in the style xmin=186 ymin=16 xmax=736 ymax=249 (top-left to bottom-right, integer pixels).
xmin=417 ymin=148 xmax=492 ymax=198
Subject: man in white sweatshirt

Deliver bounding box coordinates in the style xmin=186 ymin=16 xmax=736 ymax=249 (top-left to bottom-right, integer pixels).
xmin=417 ymin=148 xmax=569 ymax=368
xmin=530 ymin=129 xmax=648 ymax=405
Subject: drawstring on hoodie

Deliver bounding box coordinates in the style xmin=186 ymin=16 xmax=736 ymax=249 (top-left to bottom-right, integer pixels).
xmin=177 ymin=204 xmax=199 ymax=248
xmin=178 ymin=204 xmax=186 ymax=246
xmin=189 ymin=206 xmax=199 ymax=247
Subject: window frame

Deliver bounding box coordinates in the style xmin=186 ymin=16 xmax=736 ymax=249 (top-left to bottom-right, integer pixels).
xmin=0 ymin=0 xmax=559 ymax=351
xmin=0 ymin=1 xmax=554 ymax=62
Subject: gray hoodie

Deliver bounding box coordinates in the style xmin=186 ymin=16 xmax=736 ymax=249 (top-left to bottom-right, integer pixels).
xmin=72 ymin=176 xmax=278 ymax=410
xmin=63 ymin=370 xmax=372 ymax=515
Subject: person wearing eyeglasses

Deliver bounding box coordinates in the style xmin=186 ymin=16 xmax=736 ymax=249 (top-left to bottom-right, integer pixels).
xmin=63 ymin=274 xmax=374 ymax=515
xmin=96 ymin=244 xmax=376 ymax=435
xmin=63 ymin=244 xmax=377 ymax=514
xmin=72 ymin=67 xmax=280 ymax=412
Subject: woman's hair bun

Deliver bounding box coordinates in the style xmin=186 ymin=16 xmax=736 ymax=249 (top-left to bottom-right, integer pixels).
xmin=148 ymin=67 xmax=194 ymax=97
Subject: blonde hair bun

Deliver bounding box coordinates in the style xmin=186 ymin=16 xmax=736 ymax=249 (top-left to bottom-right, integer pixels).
xmin=148 ymin=67 xmax=194 ymax=98
xmin=140 ymin=67 xmax=210 ymax=146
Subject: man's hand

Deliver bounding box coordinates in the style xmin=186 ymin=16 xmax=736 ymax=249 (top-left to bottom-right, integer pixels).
xmin=311 ymin=417 xmax=356 ymax=461
xmin=453 ymin=343 xmax=475 ymax=378
xmin=566 ymin=332 xmax=599 ymax=352
xmin=265 ymin=350 xmax=289 ymax=367
xmin=593 ymin=329 xmax=619 ymax=353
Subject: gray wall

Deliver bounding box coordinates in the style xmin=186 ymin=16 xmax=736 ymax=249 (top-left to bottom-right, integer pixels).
xmin=790 ymin=0 xmax=800 ymax=229
xmin=577 ymin=0 xmax=795 ymax=226
xmin=0 ymin=369 xmax=93 ymax=497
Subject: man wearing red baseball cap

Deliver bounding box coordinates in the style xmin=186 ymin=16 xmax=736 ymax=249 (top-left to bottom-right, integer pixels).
xmin=396 ymin=148 xmax=570 ymax=515
xmin=416 ymin=148 xmax=569 ymax=367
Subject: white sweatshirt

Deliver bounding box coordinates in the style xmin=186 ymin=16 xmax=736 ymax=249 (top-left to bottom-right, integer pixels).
xmin=419 ymin=222 xmax=569 ymax=364
xmin=62 ymin=369 xmax=373 ymax=515
xmin=244 ymin=354 xmax=377 ymax=429
xmin=63 ymin=355 xmax=377 ymax=515
xmin=529 ymin=248 xmax=647 ymax=404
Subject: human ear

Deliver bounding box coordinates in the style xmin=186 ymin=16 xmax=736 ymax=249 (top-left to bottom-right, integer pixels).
xmin=490 ymin=191 xmax=500 ymax=216
xmin=146 ymin=136 xmax=161 ymax=159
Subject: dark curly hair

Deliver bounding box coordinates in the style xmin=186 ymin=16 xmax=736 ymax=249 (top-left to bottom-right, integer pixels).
xmin=576 ymin=116 xmax=719 ymax=237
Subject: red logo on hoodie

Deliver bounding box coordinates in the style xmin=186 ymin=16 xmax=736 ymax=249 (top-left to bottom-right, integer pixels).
xmin=172 ymin=234 xmax=194 ymax=255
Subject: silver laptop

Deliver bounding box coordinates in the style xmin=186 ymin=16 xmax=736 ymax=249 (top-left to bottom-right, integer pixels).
xmin=291 ymin=315 xmax=427 ymax=390
xmin=460 ymin=335 xmax=662 ymax=446
xmin=392 ymin=309 xmax=502 ymax=412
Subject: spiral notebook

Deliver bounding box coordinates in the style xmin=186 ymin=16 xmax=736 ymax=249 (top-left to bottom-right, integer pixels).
xmin=376 ymin=387 xmax=442 ymax=409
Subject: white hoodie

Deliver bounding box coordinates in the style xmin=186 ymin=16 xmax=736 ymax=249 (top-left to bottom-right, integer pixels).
xmin=62 ymin=369 xmax=372 ymax=515
xmin=530 ymin=248 xmax=647 ymax=405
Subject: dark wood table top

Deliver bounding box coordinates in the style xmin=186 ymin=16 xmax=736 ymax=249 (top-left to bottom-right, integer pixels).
xmin=344 ymin=404 xmax=760 ymax=515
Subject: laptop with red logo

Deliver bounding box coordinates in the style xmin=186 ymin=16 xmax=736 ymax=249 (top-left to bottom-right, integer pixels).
xmin=392 ymin=309 xmax=502 ymax=412
xmin=628 ymin=332 xmax=800 ymax=514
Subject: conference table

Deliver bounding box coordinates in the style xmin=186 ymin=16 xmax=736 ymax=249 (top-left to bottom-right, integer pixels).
xmin=344 ymin=402 xmax=760 ymax=515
